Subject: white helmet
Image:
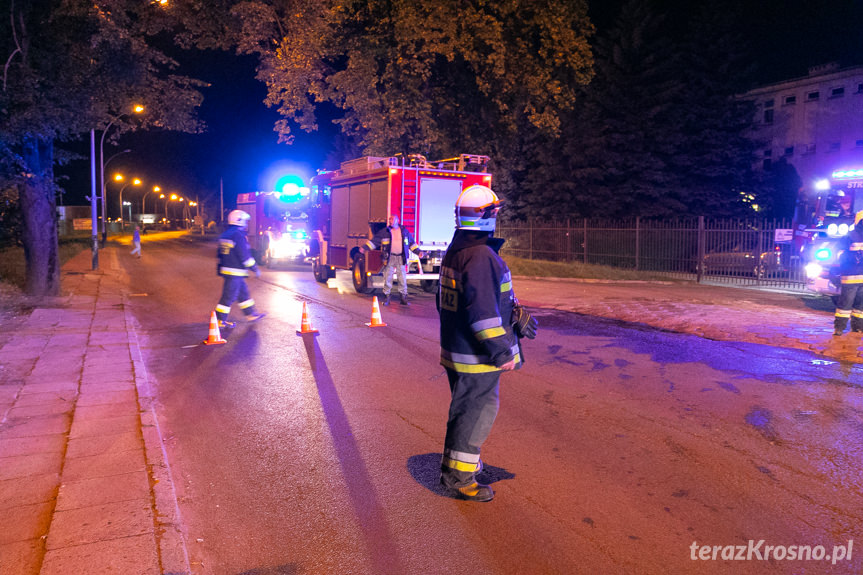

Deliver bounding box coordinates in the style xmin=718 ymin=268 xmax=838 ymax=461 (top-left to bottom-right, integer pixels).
xmin=455 ymin=185 xmax=501 ymax=232
xmin=227 ymin=209 xmax=251 ymax=229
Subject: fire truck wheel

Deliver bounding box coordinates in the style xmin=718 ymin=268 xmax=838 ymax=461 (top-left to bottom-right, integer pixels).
xmin=352 ymin=256 xmax=371 ymax=294
xmin=313 ymin=259 xmax=328 ymax=283
xmin=420 ymin=279 xmax=438 ymax=293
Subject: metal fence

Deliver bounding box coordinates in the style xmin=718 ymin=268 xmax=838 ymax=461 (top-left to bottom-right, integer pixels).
xmin=497 ymin=217 xmax=808 ymax=290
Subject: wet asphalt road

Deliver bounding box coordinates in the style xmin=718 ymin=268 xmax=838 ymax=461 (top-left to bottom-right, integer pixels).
xmin=118 ymin=236 xmax=862 ymax=575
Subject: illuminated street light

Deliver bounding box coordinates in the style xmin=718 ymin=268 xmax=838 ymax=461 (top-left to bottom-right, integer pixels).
xmin=100 ymin=104 xmax=144 ymax=244
xmin=114 ymin=175 xmax=142 ymax=231
xmin=142 ymin=185 xmax=161 ymax=215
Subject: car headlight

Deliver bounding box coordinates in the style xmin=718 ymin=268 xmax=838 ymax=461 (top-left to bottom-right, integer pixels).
xmin=805 ymin=262 xmax=824 ymax=279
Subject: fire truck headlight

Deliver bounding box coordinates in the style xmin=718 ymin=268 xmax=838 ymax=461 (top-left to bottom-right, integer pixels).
xmin=838 ymin=223 xmax=849 ymax=236
xmin=827 ymin=223 xmax=838 ymax=236
xmin=814 ymin=247 xmax=832 ymax=261
xmin=805 ymin=262 xmax=824 ymax=279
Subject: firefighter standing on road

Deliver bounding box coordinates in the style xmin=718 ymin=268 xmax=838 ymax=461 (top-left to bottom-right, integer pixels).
xmin=833 ymin=210 xmax=863 ymax=335
xmin=214 ymin=210 xmax=266 ymax=329
xmin=437 ymin=185 xmax=536 ymax=502
xmin=360 ymin=215 xmax=421 ymax=305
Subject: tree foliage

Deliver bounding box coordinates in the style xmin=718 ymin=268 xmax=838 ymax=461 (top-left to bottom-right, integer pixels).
xmin=517 ymin=0 xmax=765 ymax=220
xmin=1 ymin=0 xmax=206 ymax=295
xmin=229 ymin=0 xmax=595 ymax=191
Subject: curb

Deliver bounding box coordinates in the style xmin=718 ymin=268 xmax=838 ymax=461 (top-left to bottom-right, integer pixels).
xmin=127 ymin=301 xmax=191 ymax=575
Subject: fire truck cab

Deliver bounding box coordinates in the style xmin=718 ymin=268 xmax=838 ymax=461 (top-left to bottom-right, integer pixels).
xmin=307 ymin=153 xmax=492 ymax=293
xmin=237 ymin=189 xmax=311 ymax=268
xmin=799 ymin=168 xmax=863 ymax=295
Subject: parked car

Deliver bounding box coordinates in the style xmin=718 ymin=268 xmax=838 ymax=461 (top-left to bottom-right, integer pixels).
xmin=700 ymin=237 xmax=789 ymax=278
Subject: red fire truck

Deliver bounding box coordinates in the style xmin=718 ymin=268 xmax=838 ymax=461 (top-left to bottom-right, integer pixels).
xmin=798 ymin=168 xmax=863 ymax=295
xmin=236 ymin=184 xmax=312 ymax=267
xmin=307 ymin=153 xmax=492 ymax=293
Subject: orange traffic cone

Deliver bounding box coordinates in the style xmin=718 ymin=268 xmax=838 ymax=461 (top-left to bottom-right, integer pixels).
xmin=366 ymin=296 xmax=387 ymax=327
xmin=203 ymin=311 xmax=227 ymax=345
xmin=296 ymin=301 xmax=319 ymax=335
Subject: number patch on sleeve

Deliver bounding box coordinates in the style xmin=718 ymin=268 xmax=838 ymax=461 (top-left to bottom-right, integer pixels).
xmin=440 ymin=287 xmax=458 ymax=312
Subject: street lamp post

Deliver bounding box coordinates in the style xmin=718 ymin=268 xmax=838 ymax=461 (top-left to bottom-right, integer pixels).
xmin=89 ymin=130 xmax=98 ymax=270
xmin=99 ymin=105 xmax=144 ymax=244
xmin=116 ymin=176 xmax=142 ymax=231
xmin=142 ymin=185 xmax=161 ymax=215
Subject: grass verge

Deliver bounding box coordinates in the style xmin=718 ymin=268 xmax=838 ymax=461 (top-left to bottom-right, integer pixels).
xmin=503 ymin=255 xmax=688 ymax=282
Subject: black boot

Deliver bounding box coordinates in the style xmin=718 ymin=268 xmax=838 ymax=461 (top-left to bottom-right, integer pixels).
xmin=834 ymin=316 xmax=849 ymax=336
xmin=851 ymin=315 xmax=863 ymax=333
xmin=383 ymin=294 xmax=391 ymax=306
xmin=440 ymin=468 xmax=493 ymax=502
xmin=400 ymin=293 xmax=409 ymax=306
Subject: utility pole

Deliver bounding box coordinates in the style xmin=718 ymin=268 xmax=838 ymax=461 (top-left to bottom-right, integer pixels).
xmin=89 ymin=130 xmax=99 ymax=270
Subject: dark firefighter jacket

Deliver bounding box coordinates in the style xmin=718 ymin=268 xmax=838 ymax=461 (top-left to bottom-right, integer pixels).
xmin=839 ymin=227 xmax=863 ymax=284
xmin=365 ymin=224 xmax=420 ymax=263
xmin=437 ymin=229 xmax=522 ymax=373
xmin=218 ymin=226 xmax=258 ymax=277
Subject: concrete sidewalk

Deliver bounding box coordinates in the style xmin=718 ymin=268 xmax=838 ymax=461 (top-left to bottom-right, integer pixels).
xmin=0 ymin=246 xmax=859 ymax=575
xmin=0 ymin=247 xmax=188 ymax=575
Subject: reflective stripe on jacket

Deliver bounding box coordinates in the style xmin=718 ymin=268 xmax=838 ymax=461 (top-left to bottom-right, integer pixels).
xmin=365 ymin=224 xmax=420 ymax=261
xmin=839 ymin=229 xmax=863 ymax=283
xmin=218 ymin=226 xmax=257 ymax=277
xmin=438 ymin=230 xmax=521 ymax=373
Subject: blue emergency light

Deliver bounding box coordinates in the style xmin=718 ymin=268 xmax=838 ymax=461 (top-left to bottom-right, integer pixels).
xmin=274 ymin=174 xmax=310 ymax=203
xmin=832 ymin=169 xmax=863 ymax=179
xmin=814 ymin=248 xmax=832 ymax=261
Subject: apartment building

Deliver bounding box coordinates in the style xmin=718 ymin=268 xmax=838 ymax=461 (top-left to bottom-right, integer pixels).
xmin=746 ymin=62 xmax=863 ymax=190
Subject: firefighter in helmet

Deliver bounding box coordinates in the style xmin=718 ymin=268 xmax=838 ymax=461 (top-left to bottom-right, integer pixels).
xmin=437 ymin=184 xmax=536 ymax=501
xmin=833 ymin=210 xmax=863 ymax=335
xmin=214 ymin=210 xmax=266 ymax=329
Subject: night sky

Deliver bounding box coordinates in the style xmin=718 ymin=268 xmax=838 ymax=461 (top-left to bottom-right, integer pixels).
xmin=57 ymin=0 xmax=863 ymax=218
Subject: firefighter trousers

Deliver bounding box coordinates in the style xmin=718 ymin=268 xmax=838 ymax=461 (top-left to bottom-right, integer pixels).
xmin=441 ymin=368 xmax=500 ymax=485
xmin=216 ymin=276 xmax=257 ymax=321
xmin=383 ymin=253 xmax=408 ymax=296
xmin=834 ymin=283 xmax=863 ymax=332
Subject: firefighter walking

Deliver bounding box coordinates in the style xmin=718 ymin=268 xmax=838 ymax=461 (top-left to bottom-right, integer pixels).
xmin=214 ymin=210 xmax=266 ymax=329
xmin=361 ymin=215 xmax=421 ymax=305
xmin=834 ymin=211 xmax=863 ymax=335
xmin=437 ymin=185 xmax=536 ymax=502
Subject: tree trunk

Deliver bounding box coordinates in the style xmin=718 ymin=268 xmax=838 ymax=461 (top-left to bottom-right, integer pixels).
xmin=19 ymin=136 xmax=60 ymax=297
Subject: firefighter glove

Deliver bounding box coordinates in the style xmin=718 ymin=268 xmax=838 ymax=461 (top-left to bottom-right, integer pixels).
xmin=512 ymin=304 xmax=537 ymax=339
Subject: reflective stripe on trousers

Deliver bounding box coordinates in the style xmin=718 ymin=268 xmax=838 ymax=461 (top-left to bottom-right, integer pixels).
xmin=442 ymin=367 xmax=500 ymax=465
xmin=217 ymin=276 xmax=256 ymax=321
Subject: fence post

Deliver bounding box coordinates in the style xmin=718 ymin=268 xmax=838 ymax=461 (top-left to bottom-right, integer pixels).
xmin=635 ymin=216 xmax=640 ymax=271
xmin=566 ymin=218 xmax=571 ymax=262
xmin=529 ymin=217 xmax=534 ymax=260
xmin=697 ymin=216 xmax=705 ymax=283
xmin=583 ymin=219 xmax=588 ymax=265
